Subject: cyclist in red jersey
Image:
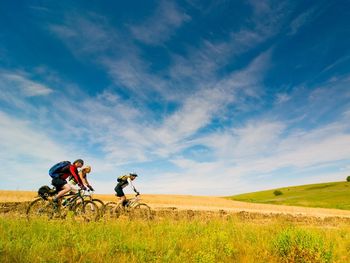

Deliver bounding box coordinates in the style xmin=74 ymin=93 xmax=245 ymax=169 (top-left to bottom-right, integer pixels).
xmin=51 ymin=159 xmax=86 ymax=202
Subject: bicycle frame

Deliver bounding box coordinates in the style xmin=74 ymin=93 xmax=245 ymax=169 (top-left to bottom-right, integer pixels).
xmin=103 ymin=193 xmax=151 ymax=220
xmin=81 ymin=189 xmax=95 ymax=200
xmin=61 ymin=190 xmax=85 ymax=208
xmin=125 ymin=195 xmax=142 ymax=208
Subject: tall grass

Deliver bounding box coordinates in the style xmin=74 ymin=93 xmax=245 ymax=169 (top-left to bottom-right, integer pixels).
xmin=1 ymin=214 xmax=349 ymax=263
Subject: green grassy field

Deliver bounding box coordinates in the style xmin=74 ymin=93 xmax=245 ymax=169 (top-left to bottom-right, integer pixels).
xmin=228 ymin=181 xmax=350 ymax=210
xmin=1 ymin=214 xmax=349 ymax=263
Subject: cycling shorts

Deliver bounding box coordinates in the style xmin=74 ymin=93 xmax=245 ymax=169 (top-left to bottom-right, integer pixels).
xmin=114 ymin=184 xmax=126 ymax=197
xmin=52 ymin=177 xmax=67 ymax=191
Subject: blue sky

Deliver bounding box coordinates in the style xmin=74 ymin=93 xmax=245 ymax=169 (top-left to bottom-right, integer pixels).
xmin=0 ymin=0 xmax=350 ymax=195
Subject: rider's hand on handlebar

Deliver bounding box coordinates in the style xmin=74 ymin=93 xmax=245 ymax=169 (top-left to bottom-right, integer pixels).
xmin=80 ymin=185 xmax=87 ymax=191
xmin=87 ymin=185 xmax=94 ymax=191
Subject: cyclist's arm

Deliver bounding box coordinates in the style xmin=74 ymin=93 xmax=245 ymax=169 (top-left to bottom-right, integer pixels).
xmin=79 ymin=171 xmax=89 ymax=186
xmin=127 ymin=178 xmax=138 ymax=193
xmin=80 ymin=171 xmax=94 ymax=191
xmin=70 ymin=165 xmax=84 ymax=187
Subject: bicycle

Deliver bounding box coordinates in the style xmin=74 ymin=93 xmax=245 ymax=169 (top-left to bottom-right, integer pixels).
xmin=26 ymin=189 xmax=99 ymax=222
xmin=104 ymin=194 xmax=151 ymax=220
xmin=82 ymin=190 xmax=105 ymax=216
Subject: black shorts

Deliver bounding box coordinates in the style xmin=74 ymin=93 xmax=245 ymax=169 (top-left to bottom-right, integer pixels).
xmin=52 ymin=177 xmax=67 ymax=191
xmin=114 ymin=183 xmax=126 ymax=197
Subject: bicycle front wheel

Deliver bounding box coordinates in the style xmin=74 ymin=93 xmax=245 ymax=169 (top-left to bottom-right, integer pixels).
xmin=26 ymin=198 xmax=56 ymax=221
xmin=92 ymin=198 xmax=105 ymax=215
xmin=73 ymin=201 xmax=99 ymax=222
xmin=103 ymin=202 xmax=122 ymax=220
xmin=129 ymin=203 xmax=151 ymax=220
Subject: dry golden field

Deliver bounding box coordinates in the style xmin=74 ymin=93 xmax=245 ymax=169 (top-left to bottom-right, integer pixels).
xmin=1 ymin=190 xmax=350 ymax=218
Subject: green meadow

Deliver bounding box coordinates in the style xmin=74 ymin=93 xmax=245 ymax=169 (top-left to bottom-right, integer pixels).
xmin=228 ymin=181 xmax=350 ymax=210
xmin=1 ymin=214 xmax=350 ymax=263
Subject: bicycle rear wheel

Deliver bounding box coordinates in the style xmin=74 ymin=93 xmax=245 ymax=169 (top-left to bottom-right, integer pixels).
xmin=26 ymin=198 xmax=56 ymax=221
xmin=129 ymin=203 xmax=151 ymax=220
xmin=73 ymin=201 xmax=99 ymax=222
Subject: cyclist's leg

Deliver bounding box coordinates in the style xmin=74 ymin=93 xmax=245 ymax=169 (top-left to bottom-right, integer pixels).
xmin=114 ymin=184 xmax=127 ymax=206
xmin=52 ymin=177 xmax=71 ymax=200
xmin=67 ymin=180 xmax=79 ymax=194
xmin=56 ymin=184 xmax=71 ymax=198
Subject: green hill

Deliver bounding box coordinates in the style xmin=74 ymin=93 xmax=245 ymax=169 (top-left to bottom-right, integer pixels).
xmin=228 ymin=181 xmax=350 ymax=210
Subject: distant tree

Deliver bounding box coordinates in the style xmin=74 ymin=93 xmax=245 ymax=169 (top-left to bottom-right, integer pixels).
xmin=273 ymin=190 xmax=283 ymax=196
xmin=347 ymin=176 xmax=350 ymax=182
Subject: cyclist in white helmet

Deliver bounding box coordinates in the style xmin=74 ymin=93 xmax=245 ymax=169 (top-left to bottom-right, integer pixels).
xmin=114 ymin=173 xmax=139 ymax=206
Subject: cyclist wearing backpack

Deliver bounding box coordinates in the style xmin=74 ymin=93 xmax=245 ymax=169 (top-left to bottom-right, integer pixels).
xmin=114 ymin=173 xmax=139 ymax=206
xmin=49 ymin=159 xmax=86 ymax=202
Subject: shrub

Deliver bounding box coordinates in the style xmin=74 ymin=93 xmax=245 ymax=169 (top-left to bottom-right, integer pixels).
xmin=273 ymin=190 xmax=283 ymax=196
xmin=273 ymin=228 xmax=333 ymax=263
xmin=346 ymin=176 xmax=350 ymax=182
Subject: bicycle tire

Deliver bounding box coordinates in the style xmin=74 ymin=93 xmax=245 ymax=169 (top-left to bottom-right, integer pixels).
xmin=26 ymin=198 xmax=56 ymax=221
xmin=92 ymin=198 xmax=105 ymax=214
xmin=73 ymin=200 xmax=99 ymax=222
xmin=129 ymin=203 xmax=151 ymax=220
xmin=103 ymin=202 xmax=122 ymax=219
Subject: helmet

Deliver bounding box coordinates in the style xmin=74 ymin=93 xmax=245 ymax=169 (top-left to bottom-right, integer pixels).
xmin=129 ymin=173 xmax=138 ymax=177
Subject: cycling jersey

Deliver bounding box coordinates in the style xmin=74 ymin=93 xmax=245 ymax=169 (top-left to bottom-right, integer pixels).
xmin=117 ymin=174 xmax=132 ymax=183
xmin=115 ymin=174 xmax=138 ymax=197
xmin=56 ymin=164 xmax=83 ymax=187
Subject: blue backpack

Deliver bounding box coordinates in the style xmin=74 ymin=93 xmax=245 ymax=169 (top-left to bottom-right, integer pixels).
xmin=49 ymin=161 xmax=71 ymax=178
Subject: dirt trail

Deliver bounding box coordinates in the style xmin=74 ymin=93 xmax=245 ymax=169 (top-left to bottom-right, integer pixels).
xmin=1 ymin=191 xmax=350 ymax=218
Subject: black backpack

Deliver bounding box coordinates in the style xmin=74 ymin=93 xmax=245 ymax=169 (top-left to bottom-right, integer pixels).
xmin=38 ymin=185 xmax=55 ymax=200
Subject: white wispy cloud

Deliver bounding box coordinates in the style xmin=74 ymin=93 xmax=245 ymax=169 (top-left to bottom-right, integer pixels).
xmin=50 ymin=14 xmax=117 ymax=55
xmin=343 ymin=109 xmax=350 ymax=118
xmin=0 ymin=111 xmax=66 ymax=161
xmin=140 ymin=160 xmax=241 ymax=195
xmin=159 ymin=73 xmax=350 ymax=194
xmin=275 ymin=93 xmax=291 ymax=104
xmin=3 ymin=50 xmax=268 ymax=171
xmin=0 ymin=71 xmax=53 ymax=97
xmin=49 ymin=13 xmax=176 ymax=101
xmin=247 ymin=0 xmax=291 ymax=35
xmin=1 ymin=65 xmax=349 ymax=194
xmin=129 ymin=1 xmax=190 ymax=45
xmin=29 ymin=5 xmax=51 ymax=13
xmin=0 ymin=111 xmax=72 ymax=189
xmin=101 ymin=56 xmax=172 ymax=101
xmin=169 ymin=0 xmax=288 ymax=87
xmin=81 ymin=34 xmax=272 ymax=161
xmin=321 ymin=55 xmax=350 ymax=74
xmin=288 ymin=8 xmax=316 ymax=36
xmin=48 ymin=1 xmax=283 ymax=103
xmin=144 ymin=50 xmax=272 ymax=159
xmin=142 ymin=118 xmax=350 ymax=195
xmin=0 ymin=71 xmax=53 ymax=116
